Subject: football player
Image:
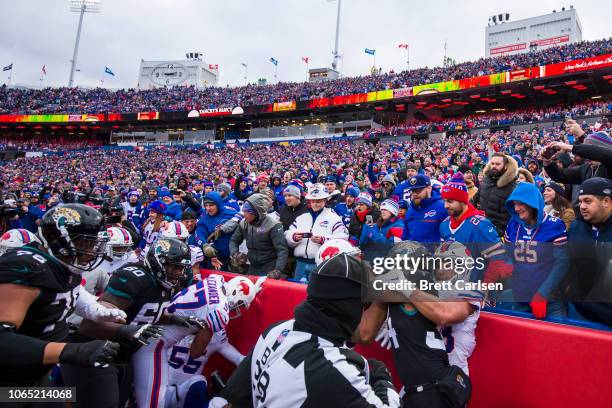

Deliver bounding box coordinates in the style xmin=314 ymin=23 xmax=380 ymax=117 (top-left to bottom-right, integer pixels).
xmin=0 ymin=204 xmax=122 ymax=390
xmin=132 ymin=275 xmax=264 ymax=408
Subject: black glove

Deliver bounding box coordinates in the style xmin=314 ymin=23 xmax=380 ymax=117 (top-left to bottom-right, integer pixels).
xmin=59 ymin=340 xmax=120 ymax=368
xmin=167 ymin=314 xmax=207 ymax=329
xmin=115 ymin=323 xmax=165 ymax=347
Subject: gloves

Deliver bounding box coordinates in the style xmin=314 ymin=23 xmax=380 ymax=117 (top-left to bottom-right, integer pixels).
xmin=483 ymin=259 xmax=513 ymax=284
xmin=167 ymin=314 xmax=208 ymax=330
xmin=83 ymin=303 xmax=127 ymax=323
xmin=202 ymin=243 xmax=218 ymax=258
xmin=207 ymin=229 xmax=222 ymax=243
xmin=375 ymin=319 xmax=392 ymax=350
xmin=59 ymin=340 xmax=120 ymax=368
xmin=267 ymin=269 xmax=282 ymax=279
xmin=115 ymin=324 xmax=165 ymax=346
xmin=530 ymin=293 xmax=548 ymax=319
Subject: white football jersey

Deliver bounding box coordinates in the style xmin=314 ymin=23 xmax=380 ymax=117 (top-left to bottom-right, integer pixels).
xmin=439 ymin=289 xmax=482 ymax=375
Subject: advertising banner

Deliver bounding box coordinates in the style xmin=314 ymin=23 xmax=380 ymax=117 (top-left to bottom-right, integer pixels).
xmin=137 ymin=111 xmax=159 ymax=121
xmin=187 ymin=108 xmax=232 ymax=118
xmin=272 ymin=101 xmax=296 ymax=112
xmin=530 ymin=35 xmax=569 ymax=47
xmin=490 ymin=43 xmax=526 ymax=55
xmin=543 ymin=53 xmax=612 ymax=77
xmin=393 ymin=88 xmax=413 ymax=98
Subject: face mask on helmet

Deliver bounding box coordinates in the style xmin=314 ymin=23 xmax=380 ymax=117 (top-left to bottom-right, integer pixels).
xmin=145 ymin=238 xmax=191 ymax=289
xmin=432 ymin=241 xmax=473 ymax=284
xmin=39 ymin=204 xmax=108 ymax=274
xmin=223 ymin=276 xmax=265 ymax=319
xmin=106 ymin=227 xmax=133 ymax=261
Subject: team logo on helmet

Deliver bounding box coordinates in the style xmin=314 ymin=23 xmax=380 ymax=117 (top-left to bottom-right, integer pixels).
xmin=410 ymin=177 xmax=417 ymax=185
xmin=156 ymin=239 xmax=171 ymax=254
xmin=239 ymin=281 xmax=251 ymax=296
xmin=52 ymin=207 xmax=81 ymax=226
xmin=320 ymin=245 xmax=340 ymax=262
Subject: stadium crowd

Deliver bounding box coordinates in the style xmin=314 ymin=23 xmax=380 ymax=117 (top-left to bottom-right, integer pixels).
xmin=0 ymin=38 xmax=610 ymax=114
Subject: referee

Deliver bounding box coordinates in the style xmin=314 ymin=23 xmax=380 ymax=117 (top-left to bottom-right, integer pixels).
xmin=210 ymin=252 xmax=400 ymax=408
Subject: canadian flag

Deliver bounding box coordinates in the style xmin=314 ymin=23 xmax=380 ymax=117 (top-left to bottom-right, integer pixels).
xmin=302 ymin=57 xmax=309 ymax=64
xmin=398 ymin=44 xmax=409 ymax=49
xmin=209 ymin=64 xmax=219 ymax=70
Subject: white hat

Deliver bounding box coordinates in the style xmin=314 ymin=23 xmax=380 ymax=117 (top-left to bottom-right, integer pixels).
xmin=305 ymin=183 xmax=330 ymax=200
xmin=380 ymin=199 xmax=399 ymax=217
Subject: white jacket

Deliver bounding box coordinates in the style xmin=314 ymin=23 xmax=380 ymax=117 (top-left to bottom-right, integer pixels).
xmin=285 ymin=208 xmax=348 ymax=260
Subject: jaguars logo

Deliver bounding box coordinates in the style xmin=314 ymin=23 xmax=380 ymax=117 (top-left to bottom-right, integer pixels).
xmin=52 ymin=207 xmax=81 ymax=227
xmin=156 ymin=239 xmax=171 ymax=255
xmin=410 ymin=177 xmax=417 ymax=185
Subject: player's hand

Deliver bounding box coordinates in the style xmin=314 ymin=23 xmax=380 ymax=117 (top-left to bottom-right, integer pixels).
xmin=116 ymin=323 xmax=165 ymax=346
xmin=84 ymin=303 xmax=127 ymax=324
xmin=167 ymin=314 xmax=208 ymax=330
xmin=375 ymin=320 xmax=392 ymax=350
xmin=211 ymin=257 xmax=222 ymax=270
xmin=60 ymin=340 xmax=120 ymax=368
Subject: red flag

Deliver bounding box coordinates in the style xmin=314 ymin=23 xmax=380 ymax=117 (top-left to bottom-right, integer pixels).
xmin=302 ymin=57 xmax=309 ymax=64
xmin=209 ymin=64 xmax=218 ymax=70
xmin=398 ymin=44 xmax=409 ymax=49
xmin=41 ymin=65 xmax=46 ymax=75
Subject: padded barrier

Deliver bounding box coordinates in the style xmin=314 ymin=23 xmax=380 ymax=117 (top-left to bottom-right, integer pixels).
xmin=202 ymin=270 xmax=612 ymax=407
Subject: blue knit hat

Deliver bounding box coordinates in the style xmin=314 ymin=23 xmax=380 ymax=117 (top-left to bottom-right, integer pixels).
xmin=356 ymin=192 xmax=373 ymax=207
xmin=346 ymin=187 xmax=360 ymax=198
xmin=148 ymin=200 xmax=166 ymax=214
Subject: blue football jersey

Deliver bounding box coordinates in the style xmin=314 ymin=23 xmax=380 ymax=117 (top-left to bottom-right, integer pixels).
xmin=504 ymin=214 xmax=567 ymax=300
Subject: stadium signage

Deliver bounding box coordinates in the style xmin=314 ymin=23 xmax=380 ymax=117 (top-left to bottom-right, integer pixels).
xmin=393 ymin=88 xmax=413 ymax=98
xmin=544 ymin=53 xmax=612 ymax=77
xmin=187 ymin=108 xmax=233 ymax=118
xmin=490 ymin=43 xmax=527 ymax=55
xmin=137 ymin=111 xmax=159 ymax=120
xmin=273 ymin=101 xmax=296 ymax=112
xmin=530 ymin=35 xmax=569 ymax=47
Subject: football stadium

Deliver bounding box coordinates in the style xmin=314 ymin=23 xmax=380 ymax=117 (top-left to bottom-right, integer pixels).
xmin=0 ymin=1 xmax=610 ymax=407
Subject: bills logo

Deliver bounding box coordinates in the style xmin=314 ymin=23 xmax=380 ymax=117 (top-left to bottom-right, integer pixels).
xmin=424 ymin=210 xmax=437 ymax=218
xmin=320 ymin=246 xmax=340 ymax=262
xmin=320 ymin=220 xmax=329 ymax=227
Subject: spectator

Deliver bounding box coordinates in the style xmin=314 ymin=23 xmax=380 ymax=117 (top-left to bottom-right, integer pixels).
xmin=216 ymin=183 xmax=240 ymax=212
xmin=517 ymin=168 xmax=535 ymax=184
xmin=543 ymin=182 xmax=575 ymax=230
xmin=464 ymin=170 xmax=478 ymax=201
xmin=196 ymin=191 xmax=238 ymax=270
xmin=16 ymin=197 xmax=43 ymax=233
xmin=401 ymin=175 xmax=446 ymax=247
xmin=230 ymin=193 xmax=288 ymax=278
xmin=566 ymin=178 xmax=612 ymax=326
xmin=359 ymin=199 xmax=404 ymax=261
xmin=472 ymin=152 xmax=518 ymax=237
xmin=286 ymin=184 xmax=348 ymax=282
xmin=334 ymin=186 xmax=359 ymax=227
xmin=505 ymin=182 xmax=570 ymax=319
xmin=348 ymin=192 xmax=379 ymax=246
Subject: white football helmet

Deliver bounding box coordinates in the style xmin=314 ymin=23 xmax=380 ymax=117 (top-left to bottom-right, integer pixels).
xmin=161 ymin=221 xmax=189 ymax=242
xmin=315 ymin=239 xmax=362 ymax=265
xmin=432 ymin=241 xmax=473 ymax=283
xmin=305 ymin=183 xmax=330 ymax=200
xmin=0 ymin=229 xmax=41 ymax=255
xmin=106 ymin=227 xmax=133 ymax=261
xmin=223 ymin=276 xmax=266 ymax=319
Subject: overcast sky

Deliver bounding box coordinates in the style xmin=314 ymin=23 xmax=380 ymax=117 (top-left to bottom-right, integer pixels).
xmin=0 ymin=0 xmax=609 ymax=89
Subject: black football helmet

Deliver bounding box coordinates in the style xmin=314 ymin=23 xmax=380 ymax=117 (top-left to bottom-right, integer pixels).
xmin=145 ymin=238 xmax=191 ymax=289
xmin=39 ymin=203 xmax=108 ymax=273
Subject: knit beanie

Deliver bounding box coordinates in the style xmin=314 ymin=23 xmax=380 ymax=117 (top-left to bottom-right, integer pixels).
xmin=441 ymin=172 xmax=469 ymax=204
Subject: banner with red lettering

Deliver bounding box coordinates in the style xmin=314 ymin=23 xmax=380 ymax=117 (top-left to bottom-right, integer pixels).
xmin=543 ymin=53 xmax=612 ymax=77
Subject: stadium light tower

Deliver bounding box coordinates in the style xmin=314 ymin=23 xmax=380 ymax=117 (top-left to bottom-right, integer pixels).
xmin=328 ymin=0 xmax=342 ymax=70
xmin=68 ymin=0 xmax=101 ymax=87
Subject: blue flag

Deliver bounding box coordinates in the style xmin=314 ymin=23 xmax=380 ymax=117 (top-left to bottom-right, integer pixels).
xmin=269 ymin=57 xmax=278 ymax=66
xmin=2 ymin=63 xmax=12 ymax=71
xmin=364 ymin=48 xmax=376 ymax=56
xmin=104 ymin=66 xmax=115 ymax=76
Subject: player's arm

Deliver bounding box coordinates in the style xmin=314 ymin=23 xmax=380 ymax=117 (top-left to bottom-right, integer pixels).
xmin=189 ymin=326 xmax=213 ymax=358
xmin=79 ymin=292 xmax=133 ymax=340
xmin=410 ymin=290 xmax=475 ymax=326
xmin=352 ymin=302 xmax=387 ymax=345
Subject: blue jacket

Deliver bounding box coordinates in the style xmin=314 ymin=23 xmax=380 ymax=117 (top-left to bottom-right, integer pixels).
xmin=359 ymin=218 xmax=404 ymax=246
xmin=195 ymin=192 xmax=238 ymax=260
xmin=20 ymin=205 xmax=45 ymax=233
xmin=504 ymin=182 xmax=569 ymax=300
xmin=334 ymin=202 xmax=354 ymax=226
xmin=401 ymin=190 xmax=446 ymax=246
xmin=223 ymin=194 xmax=241 ymax=212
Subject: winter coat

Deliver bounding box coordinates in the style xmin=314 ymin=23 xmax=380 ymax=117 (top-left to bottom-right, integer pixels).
xmin=195 ymin=192 xmax=238 ymax=260
xmin=286 ymin=208 xmax=348 ymax=261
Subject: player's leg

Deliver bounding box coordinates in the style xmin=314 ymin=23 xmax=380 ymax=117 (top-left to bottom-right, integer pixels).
xmin=165 ymin=375 xmax=209 ymax=408
xmin=132 ymin=339 xmax=169 ymax=408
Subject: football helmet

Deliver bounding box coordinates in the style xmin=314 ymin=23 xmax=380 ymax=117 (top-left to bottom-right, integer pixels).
xmin=144 ymin=238 xmax=191 ymax=289
xmin=432 ymin=241 xmax=473 ymax=284
xmin=223 ymin=276 xmax=266 ymax=319
xmin=315 ymin=239 xmax=362 ymax=266
xmin=160 ymin=221 xmax=189 ymax=242
xmin=39 ymin=204 xmax=108 ymax=273
xmin=106 ymin=227 xmax=133 ymax=261
xmin=0 ymin=229 xmax=42 ymax=255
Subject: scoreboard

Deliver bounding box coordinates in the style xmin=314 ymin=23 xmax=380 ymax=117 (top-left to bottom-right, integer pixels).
xmin=138 ymin=57 xmax=218 ymax=89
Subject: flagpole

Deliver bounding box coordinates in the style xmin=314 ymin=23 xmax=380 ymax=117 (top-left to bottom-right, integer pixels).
xmin=406 ymin=46 xmax=410 ymax=71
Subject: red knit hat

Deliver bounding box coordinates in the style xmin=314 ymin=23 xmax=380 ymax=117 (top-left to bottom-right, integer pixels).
xmin=257 ymin=173 xmax=270 ymax=183
xmin=441 ymin=172 xmax=469 ymax=204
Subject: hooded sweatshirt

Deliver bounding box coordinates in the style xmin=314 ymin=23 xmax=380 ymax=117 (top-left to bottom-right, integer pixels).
xmin=196 ymin=191 xmax=238 ymax=259
xmin=401 ymin=189 xmax=446 ymax=245
xmin=504 ymin=182 xmax=569 ymax=301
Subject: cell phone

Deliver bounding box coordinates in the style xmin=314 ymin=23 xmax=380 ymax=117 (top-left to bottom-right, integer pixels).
xmin=541 ymin=146 xmax=559 ymax=160
xmin=302 ymin=232 xmax=313 ymax=239
xmin=366 ymin=215 xmax=373 ymax=224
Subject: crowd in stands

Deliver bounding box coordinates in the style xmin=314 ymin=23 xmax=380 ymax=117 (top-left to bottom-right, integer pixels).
xmin=0 ymin=38 xmax=610 ymax=115
xmin=0 ymin=134 xmax=104 ymax=152
xmin=367 ymin=99 xmax=611 ymax=136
